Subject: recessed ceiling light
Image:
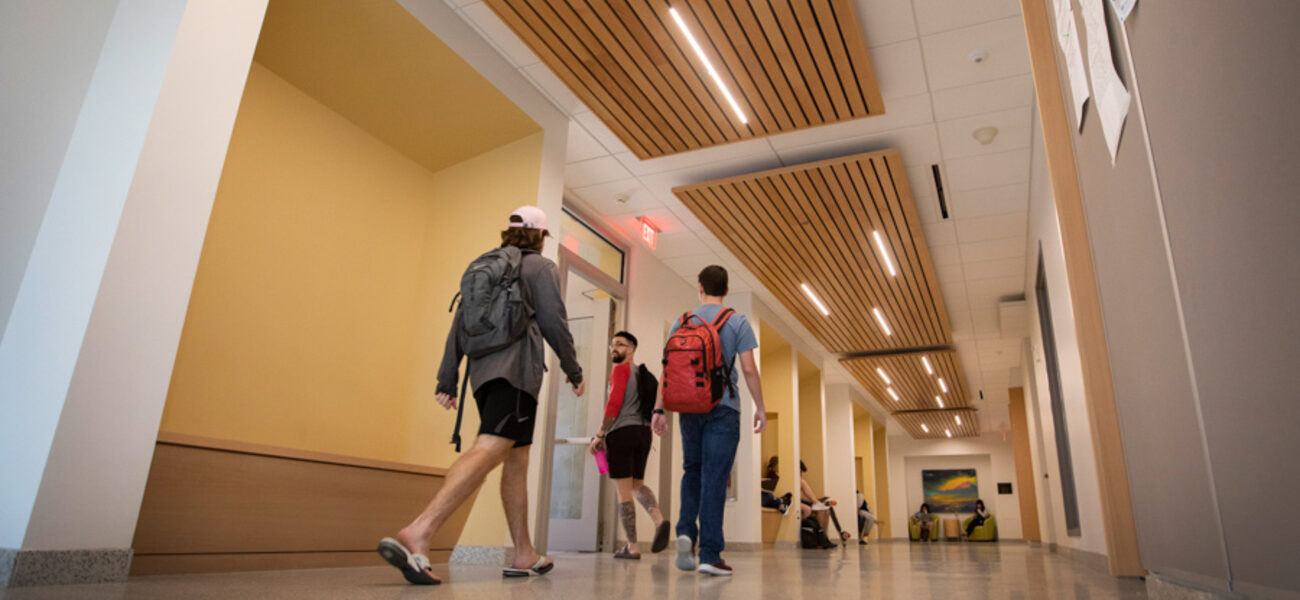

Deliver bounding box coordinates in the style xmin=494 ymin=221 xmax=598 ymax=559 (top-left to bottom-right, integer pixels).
xmin=945 ymin=429 xmax=953 ymax=438
xmin=887 ymin=387 xmax=900 ymax=401
xmin=669 ymin=8 xmax=748 ymax=125
xmin=872 ymin=307 xmax=892 ymax=336
xmin=921 ymin=355 xmax=933 ymax=375
xmin=921 ymin=423 xmax=930 ymax=433
xmin=871 ymin=230 xmax=897 ymax=277
xmin=955 ymin=415 xmax=963 ymax=425
xmin=972 ymin=126 xmax=999 ymax=145
xmin=936 ymin=395 xmax=944 ymax=408
xmin=800 ymin=283 xmax=830 ymax=316
xmin=938 ymin=377 xmax=948 ymax=393
xmin=875 ymin=367 xmax=892 ymax=385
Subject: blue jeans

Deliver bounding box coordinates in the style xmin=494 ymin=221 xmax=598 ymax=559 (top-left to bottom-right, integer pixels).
xmin=676 ymin=405 xmax=740 ymax=565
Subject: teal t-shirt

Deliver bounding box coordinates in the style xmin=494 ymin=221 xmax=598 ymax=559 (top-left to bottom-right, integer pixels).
xmin=666 ymin=304 xmax=758 ymax=413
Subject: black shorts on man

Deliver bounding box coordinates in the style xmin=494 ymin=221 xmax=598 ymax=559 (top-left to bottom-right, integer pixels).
xmin=604 ymin=425 xmax=652 ymax=479
xmin=474 ymin=378 xmax=537 ymax=448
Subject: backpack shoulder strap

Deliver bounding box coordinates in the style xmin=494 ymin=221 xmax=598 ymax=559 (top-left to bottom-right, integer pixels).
xmin=680 ymin=312 xmax=695 ymax=327
xmin=711 ymin=307 xmax=735 ymax=329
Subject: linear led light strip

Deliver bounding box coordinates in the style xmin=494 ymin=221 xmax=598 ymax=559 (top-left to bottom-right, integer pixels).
xmin=921 ymin=423 xmax=929 ymax=433
xmin=887 ymin=388 xmax=900 ymax=402
xmin=921 ymin=355 xmax=933 ymax=375
xmin=871 ymin=307 xmax=892 ymax=336
xmin=669 ymin=8 xmax=748 ymax=124
xmin=800 ymin=283 xmax=830 ymax=316
xmin=945 ymin=429 xmax=953 ymax=438
xmin=935 ymin=395 xmax=944 ymax=409
xmin=875 ymin=367 xmax=891 ymax=385
xmin=872 ymin=230 xmax=897 ymax=276
xmin=955 ymin=415 xmax=963 ymax=425
xmin=938 ymin=377 xmax=948 ymax=393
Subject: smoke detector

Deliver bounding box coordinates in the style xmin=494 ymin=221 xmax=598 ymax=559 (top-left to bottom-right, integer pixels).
xmin=972 ymin=126 xmax=1000 ymax=145
xmin=968 ymin=48 xmax=988 ymax=63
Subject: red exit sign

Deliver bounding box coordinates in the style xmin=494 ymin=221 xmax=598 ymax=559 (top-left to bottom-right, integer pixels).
xmin=639 ymin=217 xmax=659 ymax=250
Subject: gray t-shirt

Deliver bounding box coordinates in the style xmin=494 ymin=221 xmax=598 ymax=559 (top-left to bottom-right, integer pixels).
xmin=609 ymin=363 xmax=650 ymax=433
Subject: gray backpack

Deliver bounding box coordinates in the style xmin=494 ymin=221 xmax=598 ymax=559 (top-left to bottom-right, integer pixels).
xmin=447 ymin=246 xmax=532 ymax=451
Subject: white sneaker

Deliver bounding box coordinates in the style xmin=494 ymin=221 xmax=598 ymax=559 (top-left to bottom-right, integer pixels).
xmin=674 ymin=535 xmax=696 ymax=571
xmin=698 ymin=560 xmax=733 ymax=576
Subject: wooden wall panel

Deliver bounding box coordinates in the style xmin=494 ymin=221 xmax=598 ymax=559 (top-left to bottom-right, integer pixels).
xmin=131 ymin=434 xmax=473 ymax=575
xmin=487 ymin=0 xmax=884 ymax=158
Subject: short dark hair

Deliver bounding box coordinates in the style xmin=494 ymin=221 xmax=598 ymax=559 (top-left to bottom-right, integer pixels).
xmin=501 ymin=228 xmax=546 ymax=252
xmin=920 ymin=503 xmax=931 ymax=513
xmin=612 ymin=331 xmax=638 ymax=348
xmin=698 ymin=265 xmax=728 ymax=296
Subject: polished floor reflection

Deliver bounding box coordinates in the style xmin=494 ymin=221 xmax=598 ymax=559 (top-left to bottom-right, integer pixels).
xmin=0 ymin=542 xmax=1148 ymax=599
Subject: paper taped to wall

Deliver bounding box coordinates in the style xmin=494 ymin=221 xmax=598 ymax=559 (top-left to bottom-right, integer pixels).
xmin=1080 ymin=0 xmax=1131 ymax=164
xmin=1053 ymin=0 xmax=1090 ymax=130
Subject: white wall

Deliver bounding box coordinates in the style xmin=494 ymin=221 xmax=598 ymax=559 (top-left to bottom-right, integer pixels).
xmin=886 ymin=433 xmax=1023 ymax=540
xmin=823 ymin=384 xmax=859 ymax=539
xmin=1020 ymin=120 xmax=1108 ymax=556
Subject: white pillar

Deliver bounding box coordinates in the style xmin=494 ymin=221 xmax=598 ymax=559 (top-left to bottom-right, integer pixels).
xmin=0 ymin=0 xmax=267 ymax=585
xmin=824 ymin=383 xmax=860 ymax=539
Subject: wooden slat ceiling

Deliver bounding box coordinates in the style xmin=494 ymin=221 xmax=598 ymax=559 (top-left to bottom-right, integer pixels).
xmin=675 ymin=149 xmax=953 ymax=354
xmin=840 ymin=350 xmax=979 ymax=438
xmin=486 ymin=0 xmax=884 ymax=159
xmin=677 ymin=149 xmax=977 ymax=439
xmin=891 ymin=409 xmax=980 ymax=440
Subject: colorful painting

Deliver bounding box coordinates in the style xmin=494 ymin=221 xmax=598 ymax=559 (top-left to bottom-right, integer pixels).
xmin=922 ymin=469 xmax=979 ymax=513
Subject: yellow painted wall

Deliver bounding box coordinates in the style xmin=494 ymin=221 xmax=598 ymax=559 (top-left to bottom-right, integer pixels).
xmin=873 ymin=424 xmax=891 ymax=538
xmin=797 ymin=355 xmax=824 ymax=495
xmin=160 ymin=63 xmax=544 ymax=545
xmin=759 ymin=320 xmax=799 ymax=542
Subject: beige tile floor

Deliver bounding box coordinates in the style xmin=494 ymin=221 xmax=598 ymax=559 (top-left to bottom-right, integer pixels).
xmin=0 ymin=542 xmax=1148 ymax=599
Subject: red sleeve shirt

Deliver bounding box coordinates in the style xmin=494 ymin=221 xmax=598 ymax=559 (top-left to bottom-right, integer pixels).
xmin=604 ymin=362 xmax=631 ymax=419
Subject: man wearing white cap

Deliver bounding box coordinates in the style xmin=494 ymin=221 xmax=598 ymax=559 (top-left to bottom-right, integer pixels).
xmin=379 ymin=206 xmax=585 ymax=585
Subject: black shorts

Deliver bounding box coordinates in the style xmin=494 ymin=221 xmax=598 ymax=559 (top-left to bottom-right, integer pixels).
xmin=474 ymin=379 xmax=537 ymax=448
xmin=604 ymin=425 xmax=651 ymax=479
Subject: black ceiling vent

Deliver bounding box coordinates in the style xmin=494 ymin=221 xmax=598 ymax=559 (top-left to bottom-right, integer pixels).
xmin=931 ymin=164 xmax=949 ymax=220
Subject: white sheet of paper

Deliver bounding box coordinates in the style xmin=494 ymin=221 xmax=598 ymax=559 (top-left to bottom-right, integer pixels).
xmin=1053 ymin=0 xmax=1090 ymax=130
xmin=1109 ymin=0 xmax=1137 ymax=21
xmin=1080 ymin=0 xmax=1131 ymax=164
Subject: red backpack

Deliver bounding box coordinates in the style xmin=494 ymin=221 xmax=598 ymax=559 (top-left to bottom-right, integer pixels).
xmin=661 ymin=308 xmax=737 ymax=414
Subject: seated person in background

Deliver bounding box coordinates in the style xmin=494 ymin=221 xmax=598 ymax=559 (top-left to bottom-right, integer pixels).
xmin=965 ymin=499 xmax=990 ymax=537
xmin=759 ymin=456 xmax=791 ymax=513
xmin=856 ymin=491 xmax=876 ymax=545
xmin=798 ymin=461 xmax=829 ymax=530
xmin=914 ymin=503 xmax=935 ymax=541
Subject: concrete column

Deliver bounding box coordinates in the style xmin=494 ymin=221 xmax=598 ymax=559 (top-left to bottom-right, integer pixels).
xmin=823 ymin=384 xmax=859 ymax=539
xmin=0 ymin=0 xmax=267 ymax=586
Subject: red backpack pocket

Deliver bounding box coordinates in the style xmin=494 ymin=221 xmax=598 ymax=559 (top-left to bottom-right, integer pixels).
xmin=661 ymin=309 xmax=734 ymax=413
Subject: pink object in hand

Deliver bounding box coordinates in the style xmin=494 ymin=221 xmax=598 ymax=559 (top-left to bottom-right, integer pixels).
xmin=594 ymin=449 xmax=609 ymax=475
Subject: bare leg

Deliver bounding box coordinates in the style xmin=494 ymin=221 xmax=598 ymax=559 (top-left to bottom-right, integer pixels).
xmin=614 ymin=478 xmax=639 ymax=555
xmin=502 ymin=444 xmax=550 ymax=570
xmin=630 ymin=479 xmax=665 ymax=526
xmin=397 ymin=435 xmax=513 ymax=557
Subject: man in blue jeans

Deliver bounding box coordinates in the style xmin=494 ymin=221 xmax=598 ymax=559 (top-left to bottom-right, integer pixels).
xmin=651 ymin=265 xmax=766 ymax=576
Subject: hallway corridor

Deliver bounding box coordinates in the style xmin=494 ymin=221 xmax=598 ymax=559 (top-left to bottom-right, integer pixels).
xmin=0 ymin=544 xmax=1146 ymax=600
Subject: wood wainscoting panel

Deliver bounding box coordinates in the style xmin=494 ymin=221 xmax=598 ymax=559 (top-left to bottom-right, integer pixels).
xmin=131 ymin=436 xmax=473 ymax=575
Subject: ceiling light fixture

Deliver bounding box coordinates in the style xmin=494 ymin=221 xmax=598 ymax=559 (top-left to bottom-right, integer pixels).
xmin=871 ymin=230 xmax=897 ymax=276
xmin=938 ymin=377 xmax=948 ymax=393
xmin=945 ymin=429 xmax=953 ymax=438
xmin=887 ymin=387 xmax=900 ymax=401
xmin=936 ymin=395 xmax=944 ymax=408
xmin=972 ymin=126 xmax=1000 ymax=145
xmin=921 ymin=355 xmax=933 ymax=375
xmin=871 ymin=307 xmax=892 ymax=336
xmin=955 ymin=415 xmax=963 ymax=425
xmin=800 ymin=283 xmax=830 ymax=316
xmin=921 ymin=423 xmax=930 ymax=433
xmin=876 ymin=367 xmax=892 ymax=385
xmin=669 ymin=8 xmax=748 ymax=125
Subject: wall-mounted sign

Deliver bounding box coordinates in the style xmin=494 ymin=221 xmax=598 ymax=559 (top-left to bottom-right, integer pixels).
xmin=638 ymin=217 xmax=658 ymax=250
xmin=998 ymin=482 xmax=1013 ymax=495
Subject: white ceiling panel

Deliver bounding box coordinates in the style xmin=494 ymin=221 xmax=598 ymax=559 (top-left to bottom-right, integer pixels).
xmin=945 ymin=149 xmax=1031 ymax=191
xmin=936 ymin=106 xmax=1033 ymax=159
xmin=855 ymin=0 xmax=920 ymax=47
xmin=955 ymin=211 xmax=1028 ymax=244
xmin=913 ymin=0 xmax=1021 ymax=36
xmin=572 ymin=111 xmax=630 ymax=155
xmin=907 ymin=164 xmax=939 ymax=198
xmin=566 ymin=120 xmax=608 ymax=164
xmin=647 ymin=231 xmax=711 ymax=260
xmin=929 ymin=243 xmax=962 ymax=267
xmin=919 ymin=17 xmax=1032 ymax=91
xmin=960 ymin=235 xmax=1027 ymax=263
xmin=635 ymin=154 xmax=785 ymax=204
xmin=963 ymin=257 xmax=1026 ymax=281
xmin=775 ymin=124 xmax=941 ymax=167
xmin=870 ymin=39 xmax=930 ymax=99
xmin=965 ymin=276 xmax=1025 ymax=310
xmin=564 ymin=155 xmax=632 ymax=189
xmin=767 ymin=93 xmax=935 ymax=151
xmin=459 ymin=2 xmax=540 ymax=68
xmin=931 ymin=74 xmax=1034 ymax=122
xmin=607 ymin=206 xmax=685 ymax=237
xmin=612 ymin=138 xmax=777 ymax=178
xmin=666 ymin=202 xmax=710 ymax=233
xmin=569 ymin=178 xmax=657 ymax=214
xmin=949 ymin=183 xmax=1030 ymax=219
xmin=520 ymin=62 xmax=586 ymax=115
xmin=921 ymin=219 xmax=958 ymax=247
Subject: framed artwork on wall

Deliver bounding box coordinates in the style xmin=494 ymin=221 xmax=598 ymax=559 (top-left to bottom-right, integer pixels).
xmin=922 ymin=469 xmax=978 ymax=513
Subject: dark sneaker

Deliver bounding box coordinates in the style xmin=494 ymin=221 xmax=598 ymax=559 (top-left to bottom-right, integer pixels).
xmin=674 ymin=535 xmax=696 ymax=571
xmin=698 ymin=560 xmax=733 ymax=576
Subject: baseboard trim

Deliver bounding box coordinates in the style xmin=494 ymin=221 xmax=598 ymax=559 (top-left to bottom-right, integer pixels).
xmin=2 ymin=549 xmax=132 ymax=587
xmin=1146 ymin=572 xmax=1242 ymax=599
xmin=1051 ymin=544 xmax=1110 ymax=574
